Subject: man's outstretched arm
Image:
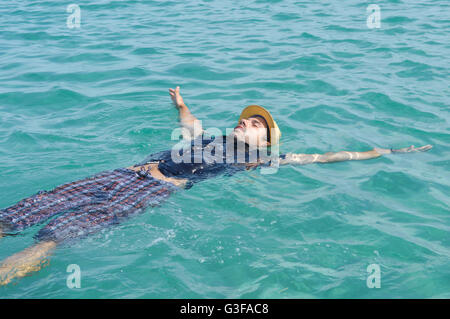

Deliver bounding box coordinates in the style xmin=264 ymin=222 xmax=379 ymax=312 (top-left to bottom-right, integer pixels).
xmin=280 ymin=144 xmax=433 ymax=165
xmin=169 ymin=86 xmax=203 ymax=139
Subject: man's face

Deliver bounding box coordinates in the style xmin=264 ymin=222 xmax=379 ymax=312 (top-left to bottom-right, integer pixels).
xmin=232 ymin=116 xmax=269 ymax=147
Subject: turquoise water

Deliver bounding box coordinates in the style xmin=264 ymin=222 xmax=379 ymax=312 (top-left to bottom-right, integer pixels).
xmin=0 ymin=0 xmax=449 ymax=298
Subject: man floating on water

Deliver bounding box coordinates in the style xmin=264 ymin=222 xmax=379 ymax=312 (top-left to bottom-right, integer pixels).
xmin=0 ymin=86 xmax=432 ymax=286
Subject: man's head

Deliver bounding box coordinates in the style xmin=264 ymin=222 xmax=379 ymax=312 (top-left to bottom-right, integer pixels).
xmin=231 ymin=105 xmax=281 ymax=148
xmin=232 ymin=116 xmax=270 ymax=147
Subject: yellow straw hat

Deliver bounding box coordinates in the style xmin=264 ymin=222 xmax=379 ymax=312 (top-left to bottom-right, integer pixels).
xmin=238 ymin=105 xmax=281 ymax=146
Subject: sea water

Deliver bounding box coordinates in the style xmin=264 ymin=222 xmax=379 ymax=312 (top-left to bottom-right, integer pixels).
xmin=0 ymin=0 xmax=449 ymax=298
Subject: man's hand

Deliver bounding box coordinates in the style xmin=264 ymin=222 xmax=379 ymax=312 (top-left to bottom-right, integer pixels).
xmin=169 ymin=86 xmax=186 ymax=109
xmin=168 ymin=86 xmax=203 ymax=139
xmin=391 ymin=144 xmax=433 ymax=153
xmin=374 ymin=144 xmax=433 ymax=155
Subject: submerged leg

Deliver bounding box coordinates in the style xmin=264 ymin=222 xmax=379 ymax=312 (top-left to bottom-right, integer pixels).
xmin=0 ymin=240 xmax=57 ymax=286
xmin=0 ymin=170 xmax=176 ymax=286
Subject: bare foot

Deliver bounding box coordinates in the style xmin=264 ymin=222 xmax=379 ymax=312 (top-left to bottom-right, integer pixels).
xmin=0 ymin=241 xmax=56 ymax=286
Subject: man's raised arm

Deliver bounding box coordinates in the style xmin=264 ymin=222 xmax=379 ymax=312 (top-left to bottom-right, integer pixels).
xmin=280 ymin=145 xmax=433 ymax=165
xmin=169 ymin=86 xmax=203 ymax=139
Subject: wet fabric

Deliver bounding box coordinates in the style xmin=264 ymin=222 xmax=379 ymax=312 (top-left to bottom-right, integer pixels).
xmin=140 ymin=134 xmax=282 ymax=183
xmin=0 ymin=168 xmax=177 ymax=244
xmin=0 ymin=136 xmax=282 ymax=244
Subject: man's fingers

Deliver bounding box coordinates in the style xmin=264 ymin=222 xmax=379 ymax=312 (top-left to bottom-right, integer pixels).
xmin=392 ymin=144 xmax=433 ymax=153
xmin=406 ymin=144 xmax=433 ymax=152
xmin=417 ymin=145 xmax=433 ymax=152
xmin=169 ymin=87 xmax=181 ymax=96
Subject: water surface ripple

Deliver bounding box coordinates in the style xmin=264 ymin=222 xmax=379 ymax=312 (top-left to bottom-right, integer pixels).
xmin=0 ymin=0 xmax=449 ymax=298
